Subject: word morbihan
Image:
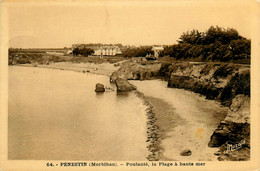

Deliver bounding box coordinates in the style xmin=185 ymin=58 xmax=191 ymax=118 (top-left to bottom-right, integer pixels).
xmin=46 ymin=161 xmax=206 ymax=167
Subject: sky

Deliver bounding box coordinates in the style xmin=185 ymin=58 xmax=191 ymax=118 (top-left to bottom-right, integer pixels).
xmin=7 ymin=0 xmax=254 ymax=48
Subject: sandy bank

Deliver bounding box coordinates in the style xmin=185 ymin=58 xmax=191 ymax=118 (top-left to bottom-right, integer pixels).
xmin=19 ymin=61 xmax=121 ymax=76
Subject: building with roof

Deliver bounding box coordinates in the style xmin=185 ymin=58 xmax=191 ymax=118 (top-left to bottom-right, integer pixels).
xmin=72 ymin=44 xmax=122 ymax=57
xmin=94 ymin=46 xmax=122 ymax=56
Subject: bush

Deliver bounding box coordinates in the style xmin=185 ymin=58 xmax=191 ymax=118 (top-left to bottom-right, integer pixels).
xmin=73 ymin=47 xmax=94 ymax=57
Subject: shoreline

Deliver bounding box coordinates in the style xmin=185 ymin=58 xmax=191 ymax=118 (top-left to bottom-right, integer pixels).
xmin=16 ymin=61 xmax=123 ymax=77
xmin=134 ymin=91 xmax=162 ymax=161
xmin=144 ymin=96 xmax=184 ymax=161
xmin=134 ymin=90 xmax=187 ymax=161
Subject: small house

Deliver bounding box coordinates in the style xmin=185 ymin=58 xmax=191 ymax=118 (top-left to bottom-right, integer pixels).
xmin=152 ymin=46 xmax=164 ymax=58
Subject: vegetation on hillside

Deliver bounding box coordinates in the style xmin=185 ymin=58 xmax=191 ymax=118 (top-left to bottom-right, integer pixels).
xmin=160 ymin=26 xmax=250 ymax=63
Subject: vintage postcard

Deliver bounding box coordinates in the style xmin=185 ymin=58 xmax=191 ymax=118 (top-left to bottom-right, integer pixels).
xmin=0 ymin=0 xmax=260 ymax=170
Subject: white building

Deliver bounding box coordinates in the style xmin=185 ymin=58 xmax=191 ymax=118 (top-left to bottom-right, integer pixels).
xmin=94 ymin=46 xmax=122 ymax=56
xmin=152 ymin=46 xmax=164 ymax=58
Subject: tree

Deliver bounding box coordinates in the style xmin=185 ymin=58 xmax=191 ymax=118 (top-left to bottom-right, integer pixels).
xmin=73 ymin=48 xmax=79 ymax=56
xmin=72 ymin=47 xmax=94 ymax=57
xmin=160 ymin=26 xmax=250 ymax=63
xmin=80 ymin=48 xmax=94 ymax=57
xmin=178 ymin=29 xmax=202 ymax=45
xmin=122 ymin=47 xmax=153 ymax=57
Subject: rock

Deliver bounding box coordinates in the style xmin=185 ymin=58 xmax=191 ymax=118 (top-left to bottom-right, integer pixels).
xmin=115 ymin=78 xmax=136 ymax=92
xmin=110 ymin=62 xmax=161 ymax=82
xmin=208 ymin=94 xmax=250 ymax=161
xmin=214 ymin=151 xmax=222 ymax=156
xmin=95 ymin=83 xmax=105 ymax=92
xmin=180 ymin=149 xmax=192 ymax=156
xmin=208 ymin=95 xmax=250 ymax=148
xmin=225 ymin=95 xmax=250 ymax=123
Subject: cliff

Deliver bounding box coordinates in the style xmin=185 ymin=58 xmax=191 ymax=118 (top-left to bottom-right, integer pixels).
xmin=159 ymin=62 xmax=250 ymax=107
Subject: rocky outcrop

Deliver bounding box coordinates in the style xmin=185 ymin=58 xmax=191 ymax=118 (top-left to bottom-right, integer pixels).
xmin=115 ymin=78 xmax=137 ymax=92
xmin=208 ymin=94 xmax=250 ymax=161
xmin=95 ymin=83 xmax=105 ymax=92
xmin=160 ymin=62 xmax=250 ymax=106
xmin=110 ymin=62 xmax=161 ymax=82
xmin=111 ymin=62 xmax=161 ymax=92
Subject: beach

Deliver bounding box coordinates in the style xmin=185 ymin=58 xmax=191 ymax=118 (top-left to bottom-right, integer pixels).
xmin=131 ymin=80 xmax=228 ymax=161
xmin=19 ymin=60 xmax=124 ymax=77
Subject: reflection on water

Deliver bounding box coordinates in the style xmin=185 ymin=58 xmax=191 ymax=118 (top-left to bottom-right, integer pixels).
xmin=8 ymin=66 xmax=148 ymax=160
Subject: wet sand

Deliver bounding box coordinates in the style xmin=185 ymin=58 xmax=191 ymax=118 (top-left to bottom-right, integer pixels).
xmin=131 ymin=80 xmax=229 ymax=161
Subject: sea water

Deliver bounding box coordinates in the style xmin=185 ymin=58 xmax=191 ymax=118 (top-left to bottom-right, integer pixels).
xmin=8 ymin=66 xmax=147 ymax=160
